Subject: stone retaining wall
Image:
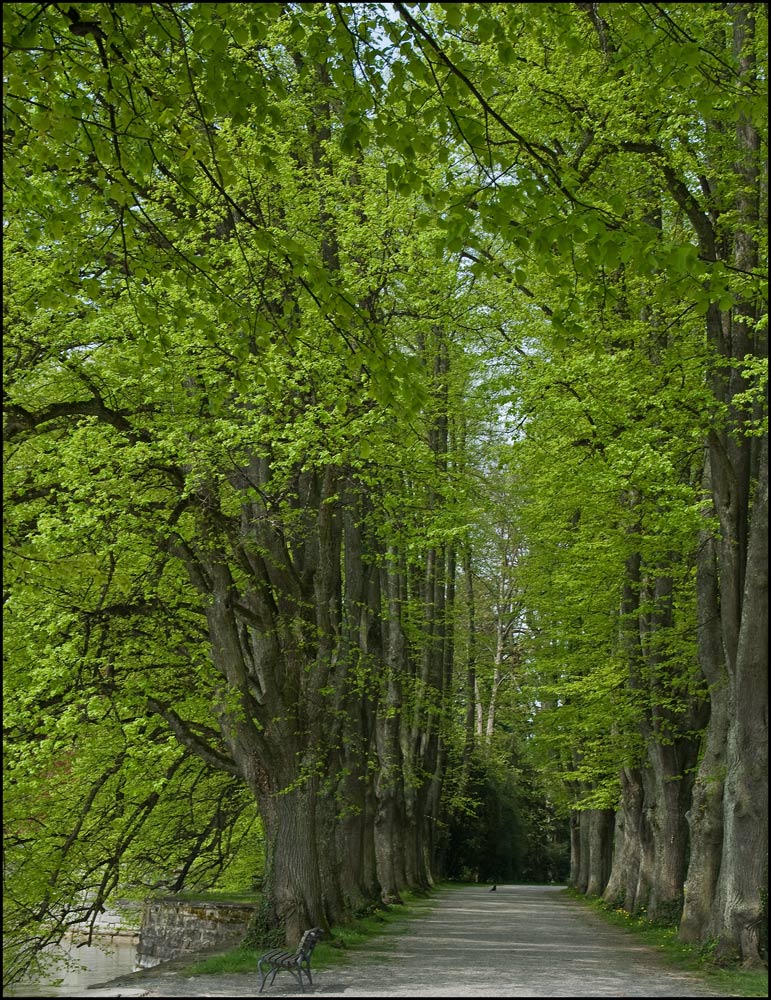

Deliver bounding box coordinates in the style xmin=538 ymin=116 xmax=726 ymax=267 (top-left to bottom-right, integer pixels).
xmin=136 ymin=899 xmax=257 ymax=969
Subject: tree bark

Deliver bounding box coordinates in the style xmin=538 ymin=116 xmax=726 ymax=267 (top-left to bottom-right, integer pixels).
xmin=709 ymin=436 xmax=768 ymax=964
xmin=678 ymin=4 xmax=768 ymax=964
xmin=586 ymin=809 xmax=615 ymax=897
xmin=680 ymin=466 xmax=729 ymax=945
xmin=374 ymin=554 xmax=409 ymax=903
xmin=575 ymin=810 xmax=590 ymax=894
xmin=602 ymin=766 xmax=643 ymax=912
xmin=259 ymin=783 xmax=326 ymax=943
xmin=569 ymin=810 xmax=582 ymax=890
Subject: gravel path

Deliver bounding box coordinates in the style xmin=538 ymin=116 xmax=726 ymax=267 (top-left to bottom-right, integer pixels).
xmin=85 ymin=884 xmax=730 ymax=998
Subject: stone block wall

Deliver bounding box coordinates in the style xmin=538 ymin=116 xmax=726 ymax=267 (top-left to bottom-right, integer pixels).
xmin=136 ymin=898 xmax=257 ymax=969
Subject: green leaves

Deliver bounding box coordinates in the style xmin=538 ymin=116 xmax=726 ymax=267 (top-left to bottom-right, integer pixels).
xmin=3 ymin=1 xmax=767 ymax=969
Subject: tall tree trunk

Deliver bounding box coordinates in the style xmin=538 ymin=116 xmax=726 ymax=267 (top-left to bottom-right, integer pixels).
xmin=702 ymin=7 xmax=768 ymax=964
xmin=374 ymin=553 xmax=409 ymax=903
xmin=678 ymin=6 xmax=768 ymax=964
xmin=166 ymin=463 xmax=364 ymax=944
xmin=641 ymin=572 xmax=706 ymax=925
xmin=618 ymin=533 xmax=706 ymax=925
xmin=258 ymin=782 xmax=327 ymax=943
xmin=569 ymin=810 xmax=582 ymax=891
xmin=575 ymin=809 xmax=591 ymax=894
xmin=709 ymin=435 xmax=768 ymax=964
xmin=680 ymin=478 xmax=729 ymax=945
xmin=603 ymin=766 xmax=643 ymax=912
xmin=429 ymin=543 xmax=456 ymax=878
xmin=633 ymin=769 xmax=656 ymax=916
xmin=333 ymin=484 xmax=382 ymax=912
xmin=646 ymin=742 xmax=696 ymax=924
xmin=586 ymin=810 xmax=615 ymax=897
xmin=462 ymin=545 xmax=477 ymax=772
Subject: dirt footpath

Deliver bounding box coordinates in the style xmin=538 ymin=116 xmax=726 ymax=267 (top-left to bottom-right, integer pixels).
xmin=89 ymin=884 xmax=730 ymax=998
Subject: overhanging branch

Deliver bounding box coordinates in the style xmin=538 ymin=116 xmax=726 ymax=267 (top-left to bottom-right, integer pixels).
xmin=147 ymin=698 xmax=241 ymax=777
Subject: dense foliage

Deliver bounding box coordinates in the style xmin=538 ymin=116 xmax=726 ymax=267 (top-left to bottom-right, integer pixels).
xmin=3 ymin=2 xmax=767 ymax=986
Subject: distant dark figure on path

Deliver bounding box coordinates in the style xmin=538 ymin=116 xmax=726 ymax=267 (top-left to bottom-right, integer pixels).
xmin=490 ymin=885 xmax=497 ymax=892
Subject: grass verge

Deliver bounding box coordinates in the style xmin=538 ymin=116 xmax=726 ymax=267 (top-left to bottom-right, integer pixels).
xmin=187 ymin=888 xmax=438 ymax=977
xmin=565 ymin=888 xmax=768 ymax=998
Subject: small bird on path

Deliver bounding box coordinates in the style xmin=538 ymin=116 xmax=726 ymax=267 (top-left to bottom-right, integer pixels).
xmin=490 ymin=884 xmax=497 ymax=891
